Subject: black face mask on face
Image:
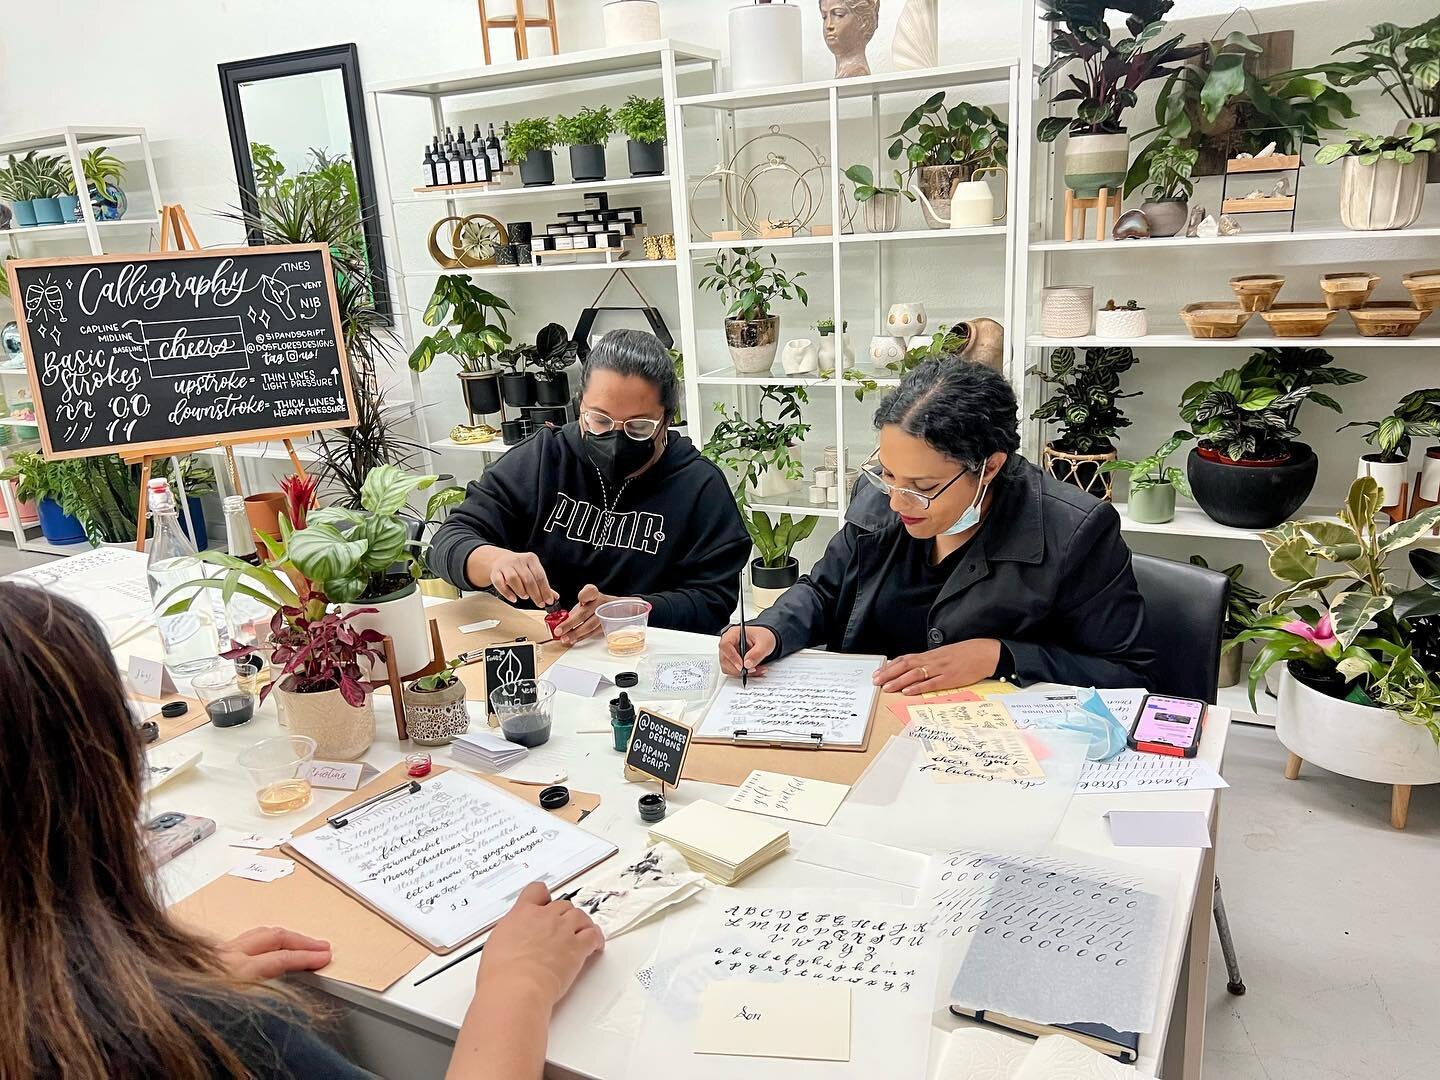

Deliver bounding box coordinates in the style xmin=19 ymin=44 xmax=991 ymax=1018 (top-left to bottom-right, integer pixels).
xmin=584 ymin=430 xmax=658 ymax=484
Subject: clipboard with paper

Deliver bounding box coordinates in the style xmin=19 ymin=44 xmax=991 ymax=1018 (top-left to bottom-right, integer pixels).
xmin=691 ymin=652 xmax=886 ymax=752
xmin=283 ymin=770 xmax=615 ymax=954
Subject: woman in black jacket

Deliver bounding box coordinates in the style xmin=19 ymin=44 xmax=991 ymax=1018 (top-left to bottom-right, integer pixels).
xmin=719 ymin=359 xmax=1154 ymax=692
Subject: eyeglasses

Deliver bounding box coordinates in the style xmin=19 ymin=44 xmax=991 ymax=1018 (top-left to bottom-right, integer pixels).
xmin=859 ymin=451 xmax=969 ymax=512
xmin=580 ymin=409 xmax=663 ymax=441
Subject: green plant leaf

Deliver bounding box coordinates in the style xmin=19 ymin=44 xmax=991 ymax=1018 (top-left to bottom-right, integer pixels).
xmin=1379 ymin=507 xmax=1440 ymax=551
xmin=286 ymin=522 xmax=367 ymax=586
xmin=354 ymin=514 xmax=410 ymax=574
xmin=1344 ymin=477 xmax=1383 ymax=531
xmin=360 ymin=464 xmax=436 ymax=516
xmin=1330 ymin=590 xmax=1393 ymax=648
xmin=1267 ymin=535 xmax=1318 ymax=583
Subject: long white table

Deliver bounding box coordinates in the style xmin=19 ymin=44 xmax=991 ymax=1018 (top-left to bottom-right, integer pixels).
xmin=117 ymin=599 xmax=1227 ymax=1078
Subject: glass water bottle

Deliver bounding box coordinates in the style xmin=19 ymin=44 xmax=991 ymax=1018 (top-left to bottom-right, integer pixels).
xmin=145 ymin=478 xmax=220 ymax=676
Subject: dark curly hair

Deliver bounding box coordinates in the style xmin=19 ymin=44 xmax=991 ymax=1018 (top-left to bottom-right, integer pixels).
xmin=581 ymin=330 xmax=680 ymax=418
xmin=873 ymin=358 xmax=1021 ymax=475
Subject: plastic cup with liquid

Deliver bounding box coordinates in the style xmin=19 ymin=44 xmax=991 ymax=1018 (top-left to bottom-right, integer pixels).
xmin=192 ymin=667 xmax=255 ymax=729
xmin=596 ymin=599 xmax=652 ymax=657
xmin=237 ymin=735 xmax=317 ymax=816
xmin=490 ymin=678 xmax=557 ymax=748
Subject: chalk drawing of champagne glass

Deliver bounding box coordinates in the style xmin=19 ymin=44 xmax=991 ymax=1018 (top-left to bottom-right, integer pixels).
xmin=25 ymin=276 xmax=65 ymax=323
xmin=258 ymin=274 xmax=297 ymax=319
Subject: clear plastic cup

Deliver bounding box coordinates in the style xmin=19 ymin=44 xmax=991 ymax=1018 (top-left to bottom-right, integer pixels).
xmin=490 ymin=678 xmax=556 ymax=748
xmin=192 ymin=667 xmax=254 ymax=729
xmin=596 ymin=599 xmax=652 ymax=657
xmin=237 ymin=735 xmax=317 ymax=815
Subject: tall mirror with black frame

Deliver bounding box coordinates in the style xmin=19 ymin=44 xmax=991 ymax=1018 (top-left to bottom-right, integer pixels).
xmin=218 ymin=43 xmax=391 ymax=319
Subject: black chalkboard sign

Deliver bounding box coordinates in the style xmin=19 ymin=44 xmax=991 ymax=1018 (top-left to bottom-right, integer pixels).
xmin=482 ymin=641 xmax=538 ymax=713
xmin=5 ymin=244 xmax=356 ymax=459
xmin=625 ymin=708 xmax=692 ymax=789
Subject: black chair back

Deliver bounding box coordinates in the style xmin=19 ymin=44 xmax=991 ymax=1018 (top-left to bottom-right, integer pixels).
xmin=1131 ymin=553 xmax=1230 ymax=704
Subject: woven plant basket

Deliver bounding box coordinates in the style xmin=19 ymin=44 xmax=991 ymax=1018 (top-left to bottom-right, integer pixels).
xmin=1043 ymin=443 xmax=1117 ymax=501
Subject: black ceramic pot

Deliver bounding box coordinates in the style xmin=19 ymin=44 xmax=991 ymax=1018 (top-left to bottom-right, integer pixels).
xmin=627 ymin=138 xmax=666 ymax=177
xmin=569 ymin=144 xmax=607 ymax=182
xmin=458 ymin=371 xmax=501 ymax=415
xmin=751 ymin=556 xmax=799 ymax=591
xmin=519 ymin=149 xmax=555 ymax=187
xmin=501 ymin=420 xmax=527 ymax=446
xmin=495 ymin=243 xmax=519 ymax=266
xmin=534 ymin=371 xmax=570 ymax=405
xmin=529 ymin=405 xmax=569 ymax=426
xmin=507 ymin=221 xmax=534 ymax=245
xmin=1187 ymin=442 xmax=1318 ymax=529
xmin=499 ymin=371 xmax=537 ymax=408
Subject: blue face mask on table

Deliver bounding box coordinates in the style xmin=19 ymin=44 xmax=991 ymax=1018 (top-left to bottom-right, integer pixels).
xmin=1053 ymin=688 xmax=1129 ymax=761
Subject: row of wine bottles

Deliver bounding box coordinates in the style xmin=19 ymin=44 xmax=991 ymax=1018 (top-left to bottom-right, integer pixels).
xmin=422 ymin=123 xmax=510 ymax=187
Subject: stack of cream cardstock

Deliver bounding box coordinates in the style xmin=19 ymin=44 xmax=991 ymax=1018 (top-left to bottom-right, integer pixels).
xmin=647 ymin=800 xmax=789 ymax=885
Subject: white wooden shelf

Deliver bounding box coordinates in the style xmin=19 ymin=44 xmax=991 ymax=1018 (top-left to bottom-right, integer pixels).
xmin=0 ymin=417 xmax=40 ymax=429
xmin=0 ymin=124 xmax=148 ymax=156
xmin=393 ymin=175 xmax=672 ymax=206
xmin=838 ymin=226 xmax=1007 ymax=244
xmin=688 ymin=235 xmax=833 ymax=254
xmin=1031 ymin=224 xmax=1440 ymax=253
xmin=677 ymin=58 xmax=1018 ymax=111
xmin=750 ymin=499 xmax=842 ymax=519
xmin=193 ymin=443 xmax=321 ymax=464
xmin=695 ymin=366 xmax=835 ymax=387
xmin=404 ymin=260 xmax=676 ymax=280
xmin=429 ymin=437 xmax=512 ymax=456
xmin=1027 ymin=330 xmax=1440 ymax=349
xmin=2 ymin=216 xmax=159 ymax=239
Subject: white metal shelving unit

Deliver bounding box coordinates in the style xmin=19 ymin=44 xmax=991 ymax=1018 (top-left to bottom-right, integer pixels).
xmin=0 ymin=124 xmax=164 ymax=556
xmin=676 ymin=59 xmax=1023 ymax=532
xmin=367 ymin=41 xmax=721 ymax=467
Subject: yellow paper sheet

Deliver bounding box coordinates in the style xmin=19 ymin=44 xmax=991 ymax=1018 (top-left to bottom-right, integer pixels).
xmin=904 ymin=700 xmax=1016 ymax=732
xmin=968 ymin=679 xmax=1019 ymax=696
xmin=911 ymin=725 xmax=1045 ymax=786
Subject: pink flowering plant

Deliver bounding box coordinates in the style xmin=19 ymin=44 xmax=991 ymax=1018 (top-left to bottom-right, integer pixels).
xmin=1229 ymin=477 xmax=1440 ymax=740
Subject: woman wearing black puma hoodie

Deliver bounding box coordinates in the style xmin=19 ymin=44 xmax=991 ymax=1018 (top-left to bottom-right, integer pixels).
xmin=430 ymin=331 xmax=750 ymax=639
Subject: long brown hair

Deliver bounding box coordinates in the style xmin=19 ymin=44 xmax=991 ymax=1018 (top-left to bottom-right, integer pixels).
xmin=0 ymin=582 xmax=298 ymax=1078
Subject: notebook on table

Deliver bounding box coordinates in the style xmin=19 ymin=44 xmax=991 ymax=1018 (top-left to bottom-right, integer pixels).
xmin=647 ymin=799 xmax=789 ymax=885
xmin=948 ymin=1006 xmax=1140 ymax=1063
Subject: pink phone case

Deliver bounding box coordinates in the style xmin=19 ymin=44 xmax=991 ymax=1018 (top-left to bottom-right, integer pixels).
xmin=144 ymin=812 xmax=216 ymax=867
xmin=1128 ymin=695 xmax=1204 ymax=757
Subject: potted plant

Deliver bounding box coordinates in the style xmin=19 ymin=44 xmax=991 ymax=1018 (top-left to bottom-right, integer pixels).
xmin=1099 ymin=431 xmax=1192 ymax=523
xmin=615 ymin=94 xmax=667 ymax=177
xmin=401 ymin=653 xmax=472 ymax=747
xmin=556 ymin=106 xmax=616 ymax=183
xmin=888 ymin=93 xmax=1008 ymax=230
xmin=0 ymin=452 xmax=85 ymax=544
xmin=814 ymin=318 xmax=853 ymax=371
xmin=281 ymin=465 xmax=443 ymax=679
xmin=0 ymin=154 xmax=37 ymax=227
xmin=408 ymin=274 xmax=513 ymax=417
xmin=1317 ymin=124 xmax=1439 ymax=231
xmin=82 ymin=146 xmax=127 ymax=220
xmin=1036 ymin=0 xmax=1205 ymax=198
xmin=267 ymin=605 xmax=388 ymax=760
xmin=532 ymin=322 xmax=579 ymax=406
xmin=1027 ymin=346 xmax=1141 ymax=500
xmin=29 ymin=154 xmax=69 ymax=226
xmin=1340 ymin=388 xmax=1440 ymax=509
xmin=747 ymin=511 xmax=820 ymax=610
xmin=496 ymin=343 xmax=537 ymax=409
xmin=505 ymin=116 xmax=559 ymax=187
xmin=1189 ymin=555 xmax=1264 ymax=689
xmin=844 ymin=165 xmax=915 ymax=233
xmin=1180 ymin=346 xmax=1361 ymax=529
xmin=1313 ymin=16 xmax=1440 ymax=182
xmin=1123 ymin=137 xmax=1196 ymax=237
xmin=1231 ymin=478 xmax=1440 ymax=827
xmin=1094 ymin=298 xmax=1147 ymax=338
xmin=414 ymin=484 xmax=467 ymax=601
xmin=703 ymin=385 xmax=811 ymax=500
xmin=697 ymin=247 xmax=808 ymax=374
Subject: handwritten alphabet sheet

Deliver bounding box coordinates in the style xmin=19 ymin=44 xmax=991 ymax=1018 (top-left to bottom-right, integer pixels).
xmin=287 ymin=771 xmax=615 ymax=952
xmin=632 ymin=888 xmax=939 ymax=1078
xmin=925 ymin=849 xmax=1171 ymax=1032
xmin=695 ymin=654 xmax=884 ymax=746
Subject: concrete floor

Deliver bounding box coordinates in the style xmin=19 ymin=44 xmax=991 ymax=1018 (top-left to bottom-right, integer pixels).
xmin=3 ymin=545 xmax=1437 ymax=1078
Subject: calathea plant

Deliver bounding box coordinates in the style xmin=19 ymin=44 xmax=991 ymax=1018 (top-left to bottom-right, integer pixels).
xmin=1028 ymin=346 xmax=1141 ymax=454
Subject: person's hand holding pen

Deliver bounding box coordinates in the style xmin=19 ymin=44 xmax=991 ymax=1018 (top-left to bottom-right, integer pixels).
xmin=719 ymin=624 xmax=776 ymax=680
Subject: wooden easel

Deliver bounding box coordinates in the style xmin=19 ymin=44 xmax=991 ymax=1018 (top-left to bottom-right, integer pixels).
xmin=478 ymin=0 xmax=559 ymax=64
xmin=1065 ymin=187 xmax=1120 ymax=242
xmin=158 ymin=204 xmax=202 ymax=252
xmin=381 ymin=620 xmax=447 ymax=741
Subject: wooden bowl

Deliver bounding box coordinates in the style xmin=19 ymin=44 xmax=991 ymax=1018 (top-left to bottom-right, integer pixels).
xmin=1319 ymin=271 xmax=1379 ymax=310
xmin=1229 ymin=274 xmax=1285 ymax=312
xmin=1258 ymin=303 xmax=1338 ymax=338
xmin=1180 ymin=302 xmax=1253 ymax=339
xmin=1403 ymin=269 xmax=1440 ymax=312
xmin=1346 ymin=302 xmax=1433 ymax=338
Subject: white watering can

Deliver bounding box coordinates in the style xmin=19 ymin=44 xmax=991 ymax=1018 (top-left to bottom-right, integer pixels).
xmin=910 ymin=166 xmax=1008 ymax=229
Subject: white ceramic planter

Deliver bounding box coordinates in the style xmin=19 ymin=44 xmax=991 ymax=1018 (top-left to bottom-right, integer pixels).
xmin=339 ymin=582 xmax=429 ymax=677
xmin=862 ymin=192 xmax=901 ymax=233
xmin=869 ymin=335 xmax=906 ymax=366
xmin=603 ymin=0 xmax=661 ymax=45
xmin=1041 ymin=286 xmax=1094 ymax=338
xmin=1339 ymin=154 xmax=1428 ymax=231
xmin=781 ymin=338 xmax=819 ymax=375
xmin=1357 ymin=454 xmax=1410 ymax=508
xmin=1276 ymin=668 xmax=1440 ymax=787
xmin=1419 ymin=446 xmax=1440 ymax=502
xmin=885 ymin=303 xmax=927 ymax=340
xmin=1396 ymin=116 xmax=1440 ymax=184
xmin=817 ymin=333 xmax=854 ymax=371
xmin=752 ymin=583 xmax=789 ymax=612
xmin=728 ymin=1 xmax=803 ymax=91
xmin=754 ymin=461 xmax=801 ymax=498
xmin=275 ymin=682 xmax=375 ymax=761
xmin=1094 ymin=307 xmax=1148 ymax=338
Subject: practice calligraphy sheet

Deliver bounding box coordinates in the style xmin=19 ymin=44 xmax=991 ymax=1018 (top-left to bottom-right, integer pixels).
xmin=695 ymin=654 xmax=884 ymax=746
xmin=1076 ymin=750 xmax=1228 ymax=794
xmin=287 ymin=771 xmax=615 ymax=951
xmin=926 ymin=849 xmax=1170 ymax=1032
xmin=909 ymin=724 xmax=1046 ymax=787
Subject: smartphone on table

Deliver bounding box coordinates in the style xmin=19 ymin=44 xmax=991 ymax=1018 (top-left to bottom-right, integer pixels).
xmin=144 ymin=811 xmax=216 ymax=867
xmin=1127 ymin=694 xmax=1206 ymax=758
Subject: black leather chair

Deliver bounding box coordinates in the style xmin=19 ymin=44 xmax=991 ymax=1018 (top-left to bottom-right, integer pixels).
xmin=1132 ymin=553 xmax=1230 ymax=704
xmin=1130 ymin=552 xmax=1246 ymax=994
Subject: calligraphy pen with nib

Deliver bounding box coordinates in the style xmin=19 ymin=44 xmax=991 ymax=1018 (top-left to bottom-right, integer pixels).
xmin=412 ymin=888 xmax=581 ymax=987
xmin=736 ymin=573 xmax=749 ymax=689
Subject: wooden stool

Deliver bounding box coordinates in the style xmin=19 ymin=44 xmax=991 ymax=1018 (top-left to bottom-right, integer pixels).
xmin=1382 ymin=480 xmax=1410 ymax=526
xmin=1065 ymin=187 xmax=1120 ymax=243
xmin=478 ymin=0 xmax=559 ymax=64
xmin=1285 ymin=753 xmax=1413 ymax=830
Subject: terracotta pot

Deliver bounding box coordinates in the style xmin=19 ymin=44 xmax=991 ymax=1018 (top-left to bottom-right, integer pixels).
xmin=243 ymin=492 xmax=286 ymax=555
xmin=402 ymin=676 xmax=471 ymax=746
xmin=956 ymin=317 xmax=1005 ymax=370
xmin=275 ymin=679 xmax=375 ymax=760
xmin=1043 ymin=443 xmax=1116 ymax=501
